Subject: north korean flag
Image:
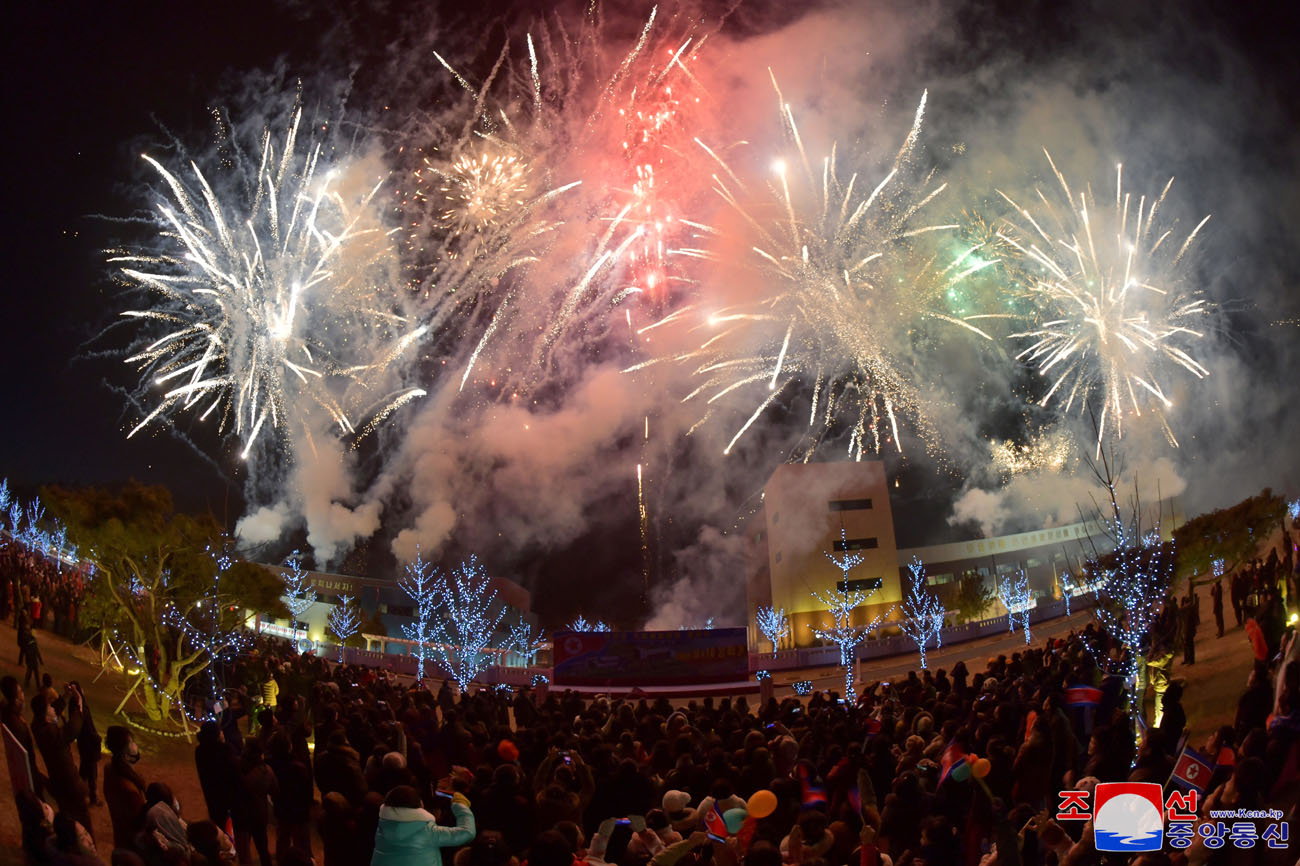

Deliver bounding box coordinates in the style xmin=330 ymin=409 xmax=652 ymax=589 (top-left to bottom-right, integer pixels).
xmin=1065 ymin=684 xmax=1103 ymax=707
xmin=1170 ymin=746 xmax=1214 ymax=794
xmin=704 ymin=804 xmax=729 ymax=838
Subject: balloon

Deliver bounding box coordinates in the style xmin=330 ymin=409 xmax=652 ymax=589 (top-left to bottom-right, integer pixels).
xmin=747 ymin=789 xmax=777 ymax=819
xmin=950 ymin=762 xmax=972 ymax=782
xmin=965 ymin=754 xmax=979 ymax=764
xmin=973 ymin=758 xmax=991 ymax=779
xmin=723 ymin=808 xmax=748 ymax=834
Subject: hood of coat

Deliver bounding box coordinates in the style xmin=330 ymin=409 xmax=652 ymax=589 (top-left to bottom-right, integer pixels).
xmin=378 ymin=805 xmax=438 ymax=824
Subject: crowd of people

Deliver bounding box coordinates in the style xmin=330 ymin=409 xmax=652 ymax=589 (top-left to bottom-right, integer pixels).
xmin=2 ymin=544 xmax=89 ymax=689
xmin=1 ymin=534 xmax=1297 ymax=865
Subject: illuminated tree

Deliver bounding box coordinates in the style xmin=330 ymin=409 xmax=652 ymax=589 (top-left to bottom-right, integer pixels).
xmin=567 ymin=614 xmax=610 ymax=632
xmin=810 ymin=529 xmax=895 ymax=701
xmin=160 ymin=547 xmax=256 ymax=720
xmin=899 ymin=558 xmax=944 ymax=668
xmin=508 ymin=618 xmax=546 ymax=666
xmin=998 ymin=570 xmax=1033 ymax=644
xmin=280 ymin=551 xmax=315 ymax=645
xmin=431 ymin=555 xmax=508 ymax=690
xmin=1082 ymin=447 xmax=1176 ymax=730
xmin=328 ymin=594 xmax=361 ymax=663
xmin=43 ymin=482 xmax=283 ymax=727
xmin=756 ymin=605 xmax=791 ymax=651
xmin=398 ymin=548 xmax=440 ymax=680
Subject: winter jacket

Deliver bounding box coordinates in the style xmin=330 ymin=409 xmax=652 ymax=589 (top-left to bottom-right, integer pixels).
xmin=103 ymin=757 xmax=146 ymax=850
xmin=371 ymin=800 xmax=475 ymax=866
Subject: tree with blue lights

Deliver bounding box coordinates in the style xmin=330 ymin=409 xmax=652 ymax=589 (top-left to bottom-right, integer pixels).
xmin=997 ymin=570 xmax=1033 ymax=644
xmin=755 ymin=605 xmax=790 ymax=651
xmin=508 ymin=618 xmax=546 ymax=666
xmin=810 ymin=528 xmax=894 ymax=701
xmin=328 ymin=594 xmax=361 ymax=663
xmin=431 ymin=555 xmax=508 ymax=691
xmin=567 ymin=614 xmax=610 ymax=632
xmin=1082 ymin=447 xmax=1176 ymax=731
xmin=398 ymin=548 xmax=440 ymax=680
xmin=900 ymin=558 xmax=944 ymax=668
xmin=280 ymin=551 xmax=315 ymax=645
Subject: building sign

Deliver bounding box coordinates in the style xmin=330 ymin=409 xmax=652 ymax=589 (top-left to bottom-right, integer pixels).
xmin=552 ymin=628 xmax=749 ymax=687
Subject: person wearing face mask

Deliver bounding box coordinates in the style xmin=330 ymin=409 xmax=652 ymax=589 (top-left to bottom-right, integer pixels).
xmin=31 ymin=687 xmax=92 ymax=836
xmin=104 ymin=725 xmax=148 ymax=850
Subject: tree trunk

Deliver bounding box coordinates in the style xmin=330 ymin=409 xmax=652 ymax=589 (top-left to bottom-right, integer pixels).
xmin=139 ymin=675 xmax=165 ymax=722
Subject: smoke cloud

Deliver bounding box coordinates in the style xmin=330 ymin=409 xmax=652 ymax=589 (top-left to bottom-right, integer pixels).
xmin=113 ymin=0 xmax=1299 ymax=624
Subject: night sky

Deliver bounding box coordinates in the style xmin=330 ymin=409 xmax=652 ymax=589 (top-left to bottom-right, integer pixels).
xmin=3 ymin=0 xmax=1298 ymax=627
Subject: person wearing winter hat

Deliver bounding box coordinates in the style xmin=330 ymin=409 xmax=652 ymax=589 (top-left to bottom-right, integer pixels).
xmin=372 ymin=782 xmax=476 ymax=866
xmin=662 ymin=790 xmax=695 ymax=834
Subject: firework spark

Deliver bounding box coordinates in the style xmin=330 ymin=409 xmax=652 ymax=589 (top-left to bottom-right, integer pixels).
xmin=115 ymin=107 xmax=426 ymax=460
xmin=989 ymin=428 xmax=1075 ymax=476
xmin=405 ymin=6 xmax=715 ymax=396
xmin=981 ymin=152 xmax=1211 ymax=453
xmin=629 ymin=80 xmax=993 ymax=459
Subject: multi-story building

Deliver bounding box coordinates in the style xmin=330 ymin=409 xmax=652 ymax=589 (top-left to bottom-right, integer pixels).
xmin=747 ymin=462 xmax=900 ymax=648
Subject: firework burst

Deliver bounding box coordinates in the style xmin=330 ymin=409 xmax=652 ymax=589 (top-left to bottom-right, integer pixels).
xmin=631 ymin=80 xmax=993 ymax=459
xmin=114 ymin=107 xmax=426 ymax=460
xmin=982 ymin=151 xmax=1211 ymax=453
xmin=404 ymin=5 xmax=714 ymax=395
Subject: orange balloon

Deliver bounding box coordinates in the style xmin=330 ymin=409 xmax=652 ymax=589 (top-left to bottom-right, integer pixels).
xmin=747 ymin=789 xmax=778 ymax=819
xmin=973 ymin=758 xmax=991 ymax=779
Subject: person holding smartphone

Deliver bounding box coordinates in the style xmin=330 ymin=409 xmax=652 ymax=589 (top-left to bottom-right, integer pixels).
xmin=372 ymin=776 xmax=476 ymax=866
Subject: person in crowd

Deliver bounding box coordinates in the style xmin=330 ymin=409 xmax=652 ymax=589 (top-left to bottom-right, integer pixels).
xmin=372 ymin=782 xmax=476 ymax=866
xmin=31 ymin=686 xmax=92 ymax=835
xmin=22 ymin=622 xmax=43 ymax=688
xmin=233 ymin=739 xmax=277 ymax=866
xmin=103 ymin=725 xmax=148 ymax=851
xmin=73 ymin=683 xmax=102 ymax=807
xmin=1 ymin=674 xmax=45 ymax=795
xmin=1181 ymin=592 xmax=1199 ymax=665
xmin=194 ymin=720 xmax=241 ymax=831
xmin=268 ymin=727 xmax=314 ymax=862
xmin=1211 ymin=577 xmax=1226 ymax=638
xmin=138 ymin=781 xmax=190 ymax=861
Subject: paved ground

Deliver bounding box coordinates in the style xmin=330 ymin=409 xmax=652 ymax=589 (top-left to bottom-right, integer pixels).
xmin=0 ymin=569 xmax=1268 ymax=862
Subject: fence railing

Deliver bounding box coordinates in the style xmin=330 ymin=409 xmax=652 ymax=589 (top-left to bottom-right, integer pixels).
xmin=750 ymin=595 xmax=1094 ymax=672
xmin=325 ymin=596 xmax=1096 ymax=685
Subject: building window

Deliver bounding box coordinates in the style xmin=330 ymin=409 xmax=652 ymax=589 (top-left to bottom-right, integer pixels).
xmin=829 ymin=498 xmax=873 ymax=511
xmin=833 ymin=536 xmax=878 ymax=552
xmin=927 ymin=573 xmax=954 ymax=586
xmin=837 ymin=577 xmax=883 ymax=593
xmin=774 ymin=551 xmax=783 ymax=564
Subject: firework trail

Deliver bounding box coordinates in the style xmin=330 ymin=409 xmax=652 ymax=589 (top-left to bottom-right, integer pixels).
xmin=404 ymin=5 xmax=714 ymax=395
xmin=628 ymin=77 xmax=994 ymax=460
xmin=113 ymin=107 xmax=426 ymax=462
xmin=975 ymin=152 xmax=1211 ymax=454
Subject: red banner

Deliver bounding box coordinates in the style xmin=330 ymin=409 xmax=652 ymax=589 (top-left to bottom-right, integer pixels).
xmin=552 ymin=628 xmax=748 ymax=687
